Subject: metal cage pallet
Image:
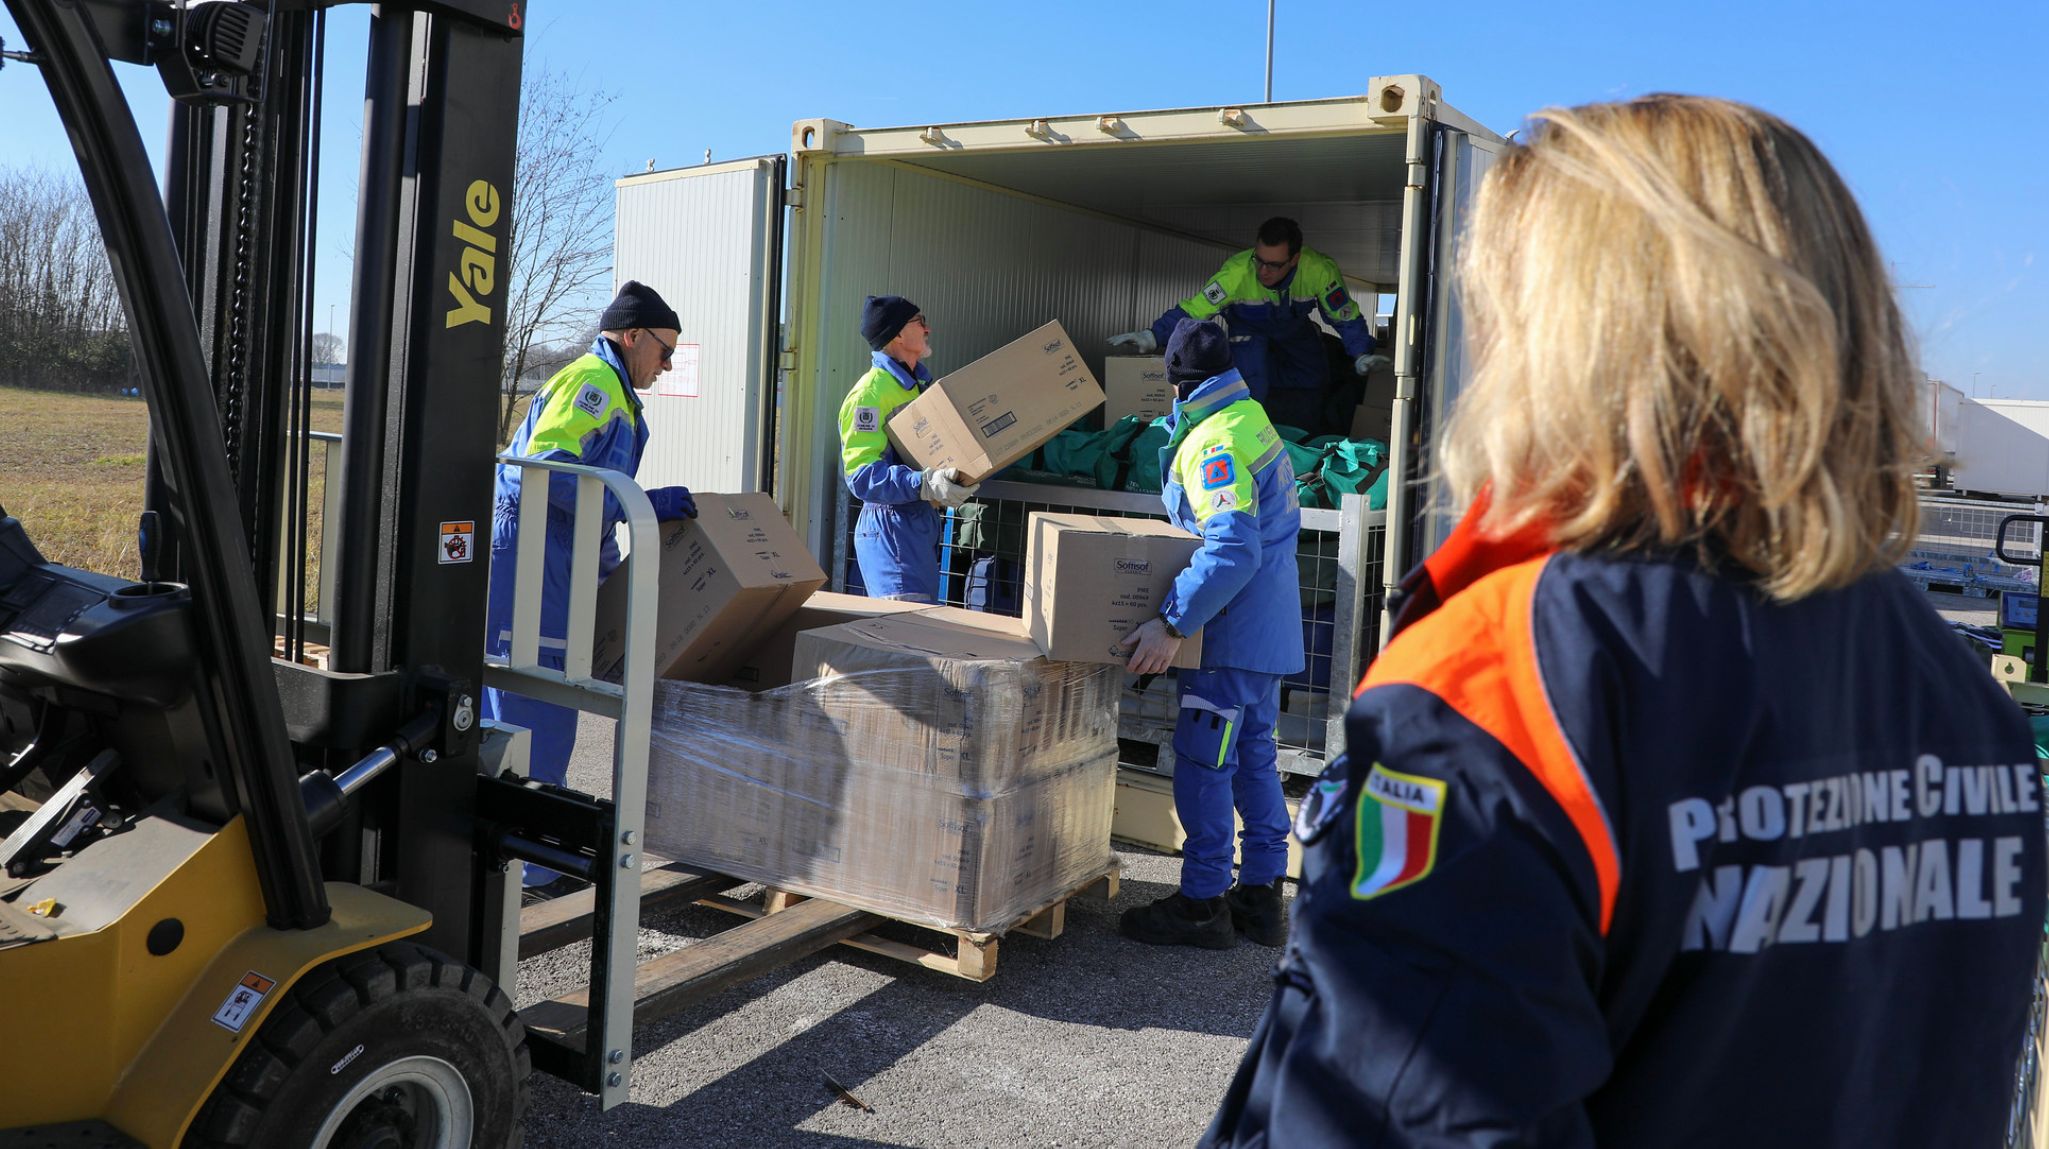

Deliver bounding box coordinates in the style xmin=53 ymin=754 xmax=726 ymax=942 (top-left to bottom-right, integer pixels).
xmin=833 ymin=479 xmax=1385 ymax=777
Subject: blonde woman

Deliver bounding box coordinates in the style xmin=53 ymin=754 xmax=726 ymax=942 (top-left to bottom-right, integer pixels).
xmin=1203 ymin=95 xmax=2044 ymax=1147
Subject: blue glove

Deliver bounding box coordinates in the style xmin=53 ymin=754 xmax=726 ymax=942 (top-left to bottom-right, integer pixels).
xmin=648 ymin=485 xmax=697 ymax=522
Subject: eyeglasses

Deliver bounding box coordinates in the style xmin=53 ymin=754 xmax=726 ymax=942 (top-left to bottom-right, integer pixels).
xmin=642 ymin=329 xmax=675 ymax=363
xmin=1253 ymin=254 xmax=1297 ymax=273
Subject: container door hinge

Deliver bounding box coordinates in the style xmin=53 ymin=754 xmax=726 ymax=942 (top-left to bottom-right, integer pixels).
xmin=778 ymin=349 xmax=797 ymax=373
xmin=783 ymin=185 xmax=803 ymax=209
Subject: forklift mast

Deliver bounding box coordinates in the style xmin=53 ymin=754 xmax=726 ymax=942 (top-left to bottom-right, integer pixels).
xmin=4 ymin=0 xmax=524 ymax=958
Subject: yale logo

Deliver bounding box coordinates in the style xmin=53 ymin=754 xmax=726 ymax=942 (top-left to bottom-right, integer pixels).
xmin=446 ymin=179 xmax=502 ymax=329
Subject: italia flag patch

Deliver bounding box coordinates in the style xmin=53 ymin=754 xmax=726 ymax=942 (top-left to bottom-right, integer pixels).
xmin=1351 ymin=763 xmax=1448 ymax=901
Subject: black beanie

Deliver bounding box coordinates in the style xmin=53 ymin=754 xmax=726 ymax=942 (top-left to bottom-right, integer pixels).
xmin=599 ymin=280 xmax=680 ymax=332
xmin=860 ymin=295 xmax=921 ymax=351
xmin=1164 ymin=317 xmax=1231 ymax=387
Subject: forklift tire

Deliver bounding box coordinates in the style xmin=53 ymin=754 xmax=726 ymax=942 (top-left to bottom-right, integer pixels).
xmin=187 ymin=940 xmax=530 ymax=1149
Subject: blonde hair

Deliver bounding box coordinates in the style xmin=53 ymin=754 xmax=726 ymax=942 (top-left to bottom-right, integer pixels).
xmin=1442 ymin=95 xmax=1924 ymax=601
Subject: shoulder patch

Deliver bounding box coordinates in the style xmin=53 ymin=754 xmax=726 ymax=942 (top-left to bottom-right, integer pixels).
xmin=852 ymin=405 xmax=882 ymax=433
xmin=1202 ymin=280 xmax=1229 ymax=306
xmin=1206 ymin=487 xmax=1241 ymax=514
xmin=1295 ymin=756 xmax=1354 ymax=845
xmin=573 ymin=381 xmax=609 ymax=417
xmin=1322 ymin=283 xmax=1351 ymax=313
xmin=1351 ymin=763 xmax=1447 ymax=900
xmin=1201 ymin=454 xmax=1236 ymax=490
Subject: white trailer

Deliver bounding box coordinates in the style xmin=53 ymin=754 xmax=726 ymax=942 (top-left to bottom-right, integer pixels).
xmin=1952 ymin=398 xmax=2049 ymax=500
xmin=617 ymin=76 xmax=1507 ymax=774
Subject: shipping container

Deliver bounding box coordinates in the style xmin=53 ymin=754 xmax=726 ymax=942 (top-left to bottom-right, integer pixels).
xmin=616 ymin=76 xmax=1507 ymax=774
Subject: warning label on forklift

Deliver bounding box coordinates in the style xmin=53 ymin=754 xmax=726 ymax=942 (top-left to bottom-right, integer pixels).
xmin=439 ymin=520 xmax=476 ymax=565
xmin=212 ymin=971 xmax=278 ymax=1033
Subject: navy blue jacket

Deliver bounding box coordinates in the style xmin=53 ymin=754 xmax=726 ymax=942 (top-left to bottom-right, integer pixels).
xmin=1206 ymin=509 xmax=2045 ymax=1147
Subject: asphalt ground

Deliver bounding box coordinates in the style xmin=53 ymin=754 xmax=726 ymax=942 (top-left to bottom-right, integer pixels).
xmin=516 ymin=712 xmax=1283 ymax=1148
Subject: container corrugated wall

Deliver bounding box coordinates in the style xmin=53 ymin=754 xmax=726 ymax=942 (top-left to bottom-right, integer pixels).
xmin=799 ymin=160 xmax=1225 ymax=556
xmin=615 ymin=158 xmax=780 ymax=495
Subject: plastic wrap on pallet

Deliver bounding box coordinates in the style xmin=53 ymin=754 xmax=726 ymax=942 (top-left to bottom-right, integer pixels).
xmin=642 ymin=658 xmax=1122 ymax=934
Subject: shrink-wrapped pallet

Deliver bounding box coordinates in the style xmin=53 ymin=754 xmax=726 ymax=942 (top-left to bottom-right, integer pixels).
xmin=643 ymin=608 xmax=1119 ymax=932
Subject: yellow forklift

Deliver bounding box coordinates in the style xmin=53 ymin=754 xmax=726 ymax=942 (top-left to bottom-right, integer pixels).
xmin=0 ymin=3 xmax=886 ymax=1145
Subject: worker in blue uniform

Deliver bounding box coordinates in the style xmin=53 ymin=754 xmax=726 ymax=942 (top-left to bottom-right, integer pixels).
xmin=484 ymin=281 xmax=698 ymax=897
xmin=1110 ymin=217 xmax=1387 ymax=436
xmin=838 ymin=295 xmax=978 ymax=601
xmin=1203 ymin=96 xmax=2045 ymax=1147
xmin=1117 ymin=318 xmax=1304 ymax=949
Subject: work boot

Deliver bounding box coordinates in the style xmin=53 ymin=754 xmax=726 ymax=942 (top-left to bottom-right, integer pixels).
xmin=1227 ymin=879 xmax=1287 ymax=947
xmin=1118 ymin=891 xmax=1236 ymax=949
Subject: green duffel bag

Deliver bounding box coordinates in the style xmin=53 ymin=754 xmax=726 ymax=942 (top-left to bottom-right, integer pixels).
xmin=1318 ymin=437 xmax=1391 ymax=511
xmin=1120 ymin=418 xmax=1174 ymax=494
xmin=1039 ymin=420 xmax=1147 ymax=491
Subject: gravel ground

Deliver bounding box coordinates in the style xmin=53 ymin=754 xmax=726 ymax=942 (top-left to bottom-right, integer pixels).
xmin=515 ymin=713 xmax=1281 ymax=1148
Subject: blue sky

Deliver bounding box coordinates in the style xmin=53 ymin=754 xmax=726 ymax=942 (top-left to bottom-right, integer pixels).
xmin=1 ymin=0 xmax=2041 ymax=396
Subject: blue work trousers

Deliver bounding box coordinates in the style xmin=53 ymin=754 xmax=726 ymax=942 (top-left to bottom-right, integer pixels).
xmin=853 ymin=500 xmax=942 ymax=602
xmin=1229 ymin=326 xmax=1332 ymax=404
xmin=1172 ymin=667 xmax=1291 ymax=899
xmin=482 ymin=524 xmax=580 ymax=886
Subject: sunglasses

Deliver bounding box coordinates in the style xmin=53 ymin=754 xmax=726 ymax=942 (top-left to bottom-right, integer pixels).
xmin=642 ymin=329 xmax=675 ymax=363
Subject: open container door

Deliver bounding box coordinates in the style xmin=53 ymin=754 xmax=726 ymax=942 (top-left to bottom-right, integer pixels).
xmin=614 ymin=155 xmax=786 ymax=495
xmin=1414 ymin=125 xmax=1505 ymax=557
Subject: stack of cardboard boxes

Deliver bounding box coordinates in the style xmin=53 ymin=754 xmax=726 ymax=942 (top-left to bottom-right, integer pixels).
xmin=610 ymin=320 xmax=1205 ymax=934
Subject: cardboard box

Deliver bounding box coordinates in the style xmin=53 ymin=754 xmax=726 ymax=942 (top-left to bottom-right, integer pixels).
xmin=1103 ymin=356 xmax=1173 ymax=425
xmin=1349 ymin=362 xmax=1397 ymax=443
xmin=886 ymin=320 xmax=1105 ymax=484
xmin=590 ymin=492 xmax=825 ymax=683
xmin=720 ymin=590 xmax=925 ymax=691
xmin=643 ymin=607 xmax=1123 ymax=932
xmin=1023 ymin=513 xmax=1203 ymax=669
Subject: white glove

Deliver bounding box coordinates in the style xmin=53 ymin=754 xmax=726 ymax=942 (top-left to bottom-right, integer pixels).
xmin=1354 ymin=353 xmax=1392 ymax=375
xmin=1108 ymin=330 xmax=1158 ymax=354
xmin=920 ymin=466 xmax=980 ymax=508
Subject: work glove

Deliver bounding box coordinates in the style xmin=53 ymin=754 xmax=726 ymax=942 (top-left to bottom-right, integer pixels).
xmin=1354 ymin=353 xmax=1392 ymax=376
xmin=1108 ymin=329 xmax=1158 ymax=355
xmin=647 ymin=485 xmax=697 ymax=522
xmin=1117 ymin=616 xmax=1184 ymax=676
xmin=919 ymin=467 xmax=980 ymax=509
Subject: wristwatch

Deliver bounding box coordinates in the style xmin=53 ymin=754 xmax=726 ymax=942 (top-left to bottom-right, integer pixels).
xmin=1158 ymin=614 xmax=1185 ymax=640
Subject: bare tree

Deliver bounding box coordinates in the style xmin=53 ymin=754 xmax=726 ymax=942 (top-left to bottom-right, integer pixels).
xmin=310 ymin=331 xmax=344 ymax=365
xmin=500 ymin=68 xmax=618 ymax=438
xmin=0 ymin=164 xmax=128 ymax=391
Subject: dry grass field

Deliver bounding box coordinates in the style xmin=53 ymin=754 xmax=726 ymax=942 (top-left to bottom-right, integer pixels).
xmin=0 ymin=385 xmax=345 ymax=581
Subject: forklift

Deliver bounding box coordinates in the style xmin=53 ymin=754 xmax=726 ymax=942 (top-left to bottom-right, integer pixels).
xmin=1996 ymin=515 xmax=2049 ymax=682
xmin=0 ymin=2 xmax=893 ymax=1145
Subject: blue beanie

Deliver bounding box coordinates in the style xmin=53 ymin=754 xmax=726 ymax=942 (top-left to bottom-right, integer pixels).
xmin=1164 ymin=317 xmax=1231 ymax=388
xmin=860 ymin=295 xmax=921 ymax=351
xmin=598 ymin=281 xmax=679 ymax=332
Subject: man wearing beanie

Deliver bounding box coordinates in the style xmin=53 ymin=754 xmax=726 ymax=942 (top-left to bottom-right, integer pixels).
xmin=1108 ymin=216 xmax=1388 ymax=436
xmin=1116 ymin=317 xmax=1302 ymax=949
xmin=484 ymin=280 xmax=699 ymax=898
xmin=837 ymin=295 xmax=978 ymax=601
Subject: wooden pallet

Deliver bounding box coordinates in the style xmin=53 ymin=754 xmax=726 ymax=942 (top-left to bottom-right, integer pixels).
xmin=270 ymin=637 xmax=332 ymax=669
xmin=698 ymin=861 xmax=1121 ymax=983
